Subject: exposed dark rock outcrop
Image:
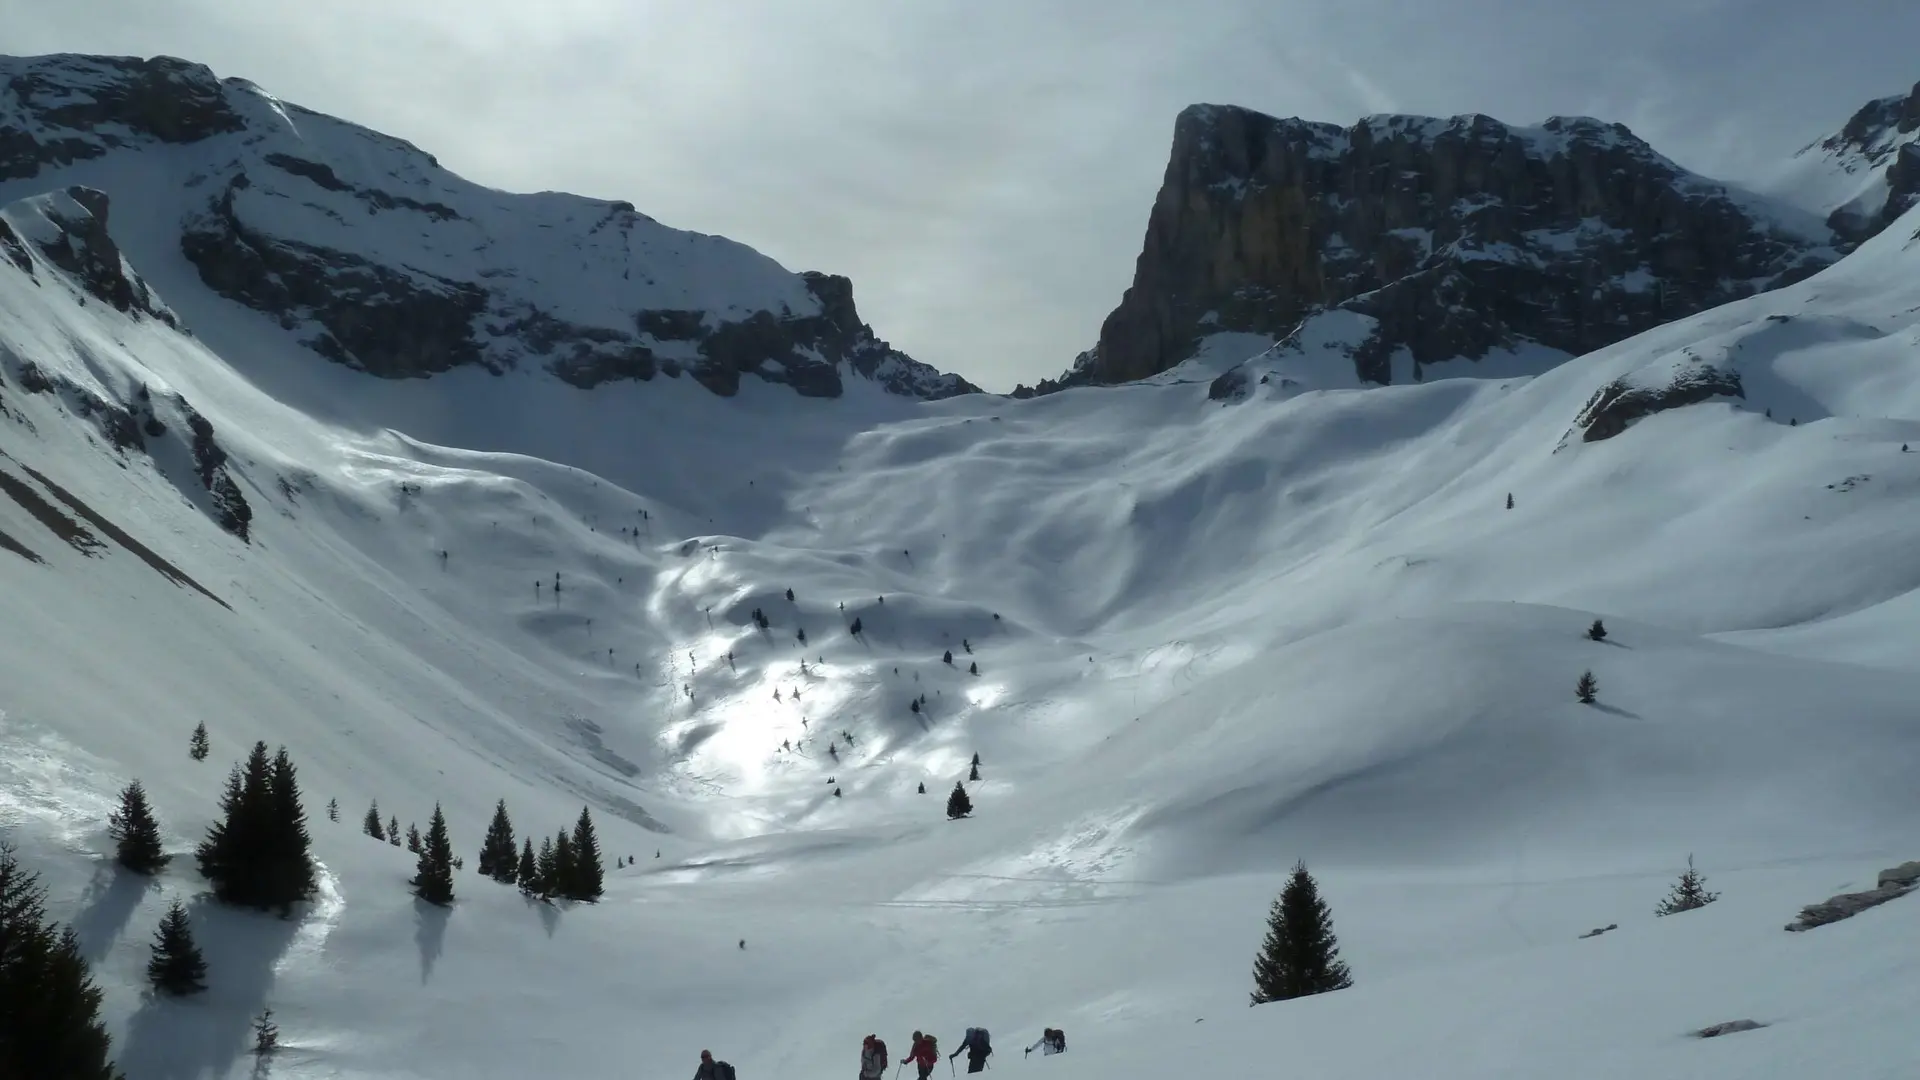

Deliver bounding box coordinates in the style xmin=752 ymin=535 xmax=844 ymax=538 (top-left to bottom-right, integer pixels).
xmin=10 ymin=187 xmax=178 ymax=325
xmin=1025 ymin=106 xmax=1837 ymax=395
xmin=1784 ymin=859 xmax=1919 ymax=931
xmin=1575 ymin=364 xmax=1745 ymax=443
xmin=0 ymin=54 xmax=244 ymax=180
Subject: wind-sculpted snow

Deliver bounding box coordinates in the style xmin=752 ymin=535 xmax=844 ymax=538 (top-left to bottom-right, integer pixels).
xmin=3 ymin=57 xmax=1920 ymax=1080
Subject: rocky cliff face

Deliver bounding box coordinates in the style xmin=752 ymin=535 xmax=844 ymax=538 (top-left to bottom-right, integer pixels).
xmin=1024 ymin=105 xmax=1840 ymax=395
xmin=0 ymin=53 xmax=976 ymax=402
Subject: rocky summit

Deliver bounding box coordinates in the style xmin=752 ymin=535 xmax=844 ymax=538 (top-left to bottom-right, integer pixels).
xmin=0 ymin=54 xmax=977 ymax=401
xmin=1020 ymin=104 xmax=1842 ymax=395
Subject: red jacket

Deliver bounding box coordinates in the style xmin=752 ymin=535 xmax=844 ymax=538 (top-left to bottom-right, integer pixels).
xmin=906 ymin=1037 xmax=938 ymax=1067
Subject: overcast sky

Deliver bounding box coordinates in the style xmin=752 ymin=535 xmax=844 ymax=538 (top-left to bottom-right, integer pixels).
xmin=8 ymin=1 xmax=1920 ymax=390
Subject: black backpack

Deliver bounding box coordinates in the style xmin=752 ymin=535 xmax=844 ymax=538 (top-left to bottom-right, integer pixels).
xmin=965 ymin=1029 xmax=992 ymax=1057
xmin=715 ymin=1062 xmax=737 ymax=1080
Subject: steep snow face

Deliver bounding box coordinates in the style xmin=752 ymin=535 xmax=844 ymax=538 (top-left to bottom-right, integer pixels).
xmin=1762 ymin=80 xmax=1920 ymax=243
xmin=4 ymin=102 xmax=1920 ymax=1080
xmin=0 ymin=52 xmax=976 ymax=401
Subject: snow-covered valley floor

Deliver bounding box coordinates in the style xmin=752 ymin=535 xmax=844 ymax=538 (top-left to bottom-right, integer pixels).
xmin=2 ymin=156 xmax=1919 ymax=1077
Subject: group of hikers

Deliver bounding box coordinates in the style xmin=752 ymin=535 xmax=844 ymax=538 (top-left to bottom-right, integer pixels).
xmin=694 ymin=1026 xmax=1066 ymax=1080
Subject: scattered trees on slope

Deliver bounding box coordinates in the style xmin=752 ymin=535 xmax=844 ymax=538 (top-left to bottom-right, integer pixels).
xmin=1251 ymin=861 xmax=1353 ymax=1005
xmin=0 ymin=843 xmax=121 ymax=1079
xmin=947 ymin=782 xmax=972 ymax=820
xmin=412 ymin=804 xmax=455 ymax=906
xmin=188 ymin=722 xmax=209 ymax=761
xmin=478 ymin=799 xmax=518 ymax=884
xmin=1576 ymin=671 xmax=1598 ymax=704
xmin=1586 ymin=619 xmax=1607 ymax=642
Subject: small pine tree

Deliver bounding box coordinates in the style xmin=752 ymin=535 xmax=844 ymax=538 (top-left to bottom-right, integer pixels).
xmin=412 ymin=804 xmax=455 ymax=906
xmin=569 ymin=806 xmax=604 ymax=902
xmin=146 ymin=900 xmax=208 ymax=996
xmin=1250 ymin=861 xmax=1353 ymax=1005
xmin=946 ymin=782 xmax=972 ymax=820
xmin=327 ymin=798 xmax=339 ymax=822
xmin=969 ymin=761 xmax=980 ymax=782
xmin=917 ymin=782 xmax=926 ymax=794
xmin=785 ymin=588 xmax=795 ymax=601
xmin=109 ymin=779 xmax=169 ymax=875
xmin=479 ymin=798 xmax=518 ymax=884
xmin=971 ymin=752 xmax=981 ymax=767
xmin=265 ymin=748 xmax=317 ymax=910
xmin=910 ymin=700 xmax=920 ymax=714
xmin=943 ymin=650 xmax=953 ymax=664
xmin=188 ymin=722 xmax=209 ymax=761
xmin=0 ymin=842 xmax=121 ymax=1078
xmin=252 ymin=1008 xmax=278 ymax=1056
xmin=405 ymin=823 xmax=423 ymax=855
xmin=969 ymin=662 xmax=978 ymax=675
xmin=1654 ymin=855 xmax=1720 ymax=916
xmin=851 ymin=617 xmax=863 ymax=636
xmin=1586 ymin=619 xmax=1607 ymax=642
xmin=517 ymin=838 xmax=538 ymax=895
xmin=363 ymin=801 xmax=384 ymax=840
xmin=1505 ymin=493 xmax=1514 ymax=510
xmin=833 ymin=787 xmax=842 ymax=798
xmin=1576 ymin=670 xmax=1598 ymax=704
xmin=797 ymin=627 xmax=808 ymax=645
xmin=388 ymin=815 xmax=401 ymax=846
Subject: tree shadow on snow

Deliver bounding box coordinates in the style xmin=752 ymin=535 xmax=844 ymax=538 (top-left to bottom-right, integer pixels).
xmin=1589 ymin=702 xmax=1641 ymax=720
xmin=525 ymin=894 xmax=561 ymax=938
xmin=118 ymin=895 xmax=301 ymax=1080
xmin=70 ymin=862 xmax=154 ymax=963
xmin=414 ymin=898 xmax=450 ymax=983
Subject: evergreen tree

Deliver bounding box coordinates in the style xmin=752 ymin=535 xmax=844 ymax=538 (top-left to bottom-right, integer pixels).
xmin=969 ymin=662 xmax=978 ymax=675
xmin=1250 ymin=861 xmax=1352 ymax=1005
xmin=412 ymin=804 xmax=455 ymax=906
xmin=363 ymin=801 xmax=383 ymax=840
xmin=1655 ymin=855 xmax=1721 ymax=916
xmin=1576 ymin=670 xmax=1599 ymax=704
xmin=388 ymin=815 xmax=401 ymax=846
xmin=0 ymin=843 xmax=122 ymax=1079
xmin=971 ymin=752 xmax=981 ymax=767
xmin=552 ymin=830 xmax=576 ymax=899
xmin=326 ymin=798 xmax=339 ymax=822
xmin=943 ymin=650 xmax=953 ymax=664
xmin=946 ymin=782 xmax=972 ymax=819
xmin=108 ymin=779 xmax=169 ymax=875
xmin=1505 ymin=493 xmax=1514 ymax=510
xmin=146 ymin=900 xmax=208 ymax=997
xmin=188 ymin=722 xmax=209 ymax=761
xmin=535 ymin=836 xmax=557 ymax=897
xmin=968 ymin=761 xmax=980 ymax=782
xmin=264 ymin=748 xmax=316 ymax=912
xmin=516 ymin=839 xmax=538 ymax=894
xmin=785 ymin=588 xmax=795 ymax=601
xmin=917 ymin=782 xmax=926 ymax=794
xmin=251 ymin=1008 xmax=278 ymax=1056
xmin=405 ymin=824 xmax=422 ymax=855
xmin=196 ymin=747 xmax=269 ymax=908
xmin=478 ymin=799 xmax=518 ymax=884
xmin=196 ymin=743 xmax=315 ymax=912
xmin=568 ymin=806 xmax=604 ymax=902
xmin=1586 ymin=619 xmax=1607 ymax=642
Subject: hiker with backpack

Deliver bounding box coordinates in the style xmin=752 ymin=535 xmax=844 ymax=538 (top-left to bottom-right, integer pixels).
xmin=949 ymin=1028 xmax=991 ymax=1074
xmin=694 ymin=1050 xmax=737 ymax=1080
xmin=903 ymin=1031 xmax=938 ymax=1080
xmin=1023 ymin=1030 xmax=1065 ymax=1058
xmin=861 ymin=1034 xmax=889 ymax=1080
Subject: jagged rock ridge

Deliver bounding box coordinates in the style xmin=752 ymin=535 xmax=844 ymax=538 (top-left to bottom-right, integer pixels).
xmin=1024 ymin=104 xmax=1840 ymax=395
xmin=0 ymin=53 xmax=976 ymax=401
xmin=1773 ymin=81 xmax=1920 ymax=243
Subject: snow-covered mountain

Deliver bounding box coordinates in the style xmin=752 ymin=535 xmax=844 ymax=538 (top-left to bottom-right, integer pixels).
xmin=0 ymin=53 xmax=977 ymax=402
xmin=1 ymin=53 xmax=1918 ymax=1080
xmin=1763 ymin=80 xmax=1920 ymax=243
xmin=1024 ymin=104 xmax=1843 ymax=396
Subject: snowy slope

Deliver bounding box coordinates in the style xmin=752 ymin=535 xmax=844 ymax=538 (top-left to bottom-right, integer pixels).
xmin=3 ymin=95 xmax=1920 ymax=1080
xmin=0 ymin=52 xmax=974 ymax=403
xmin=1762 ymin=79 xmax=1920 ymax=243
